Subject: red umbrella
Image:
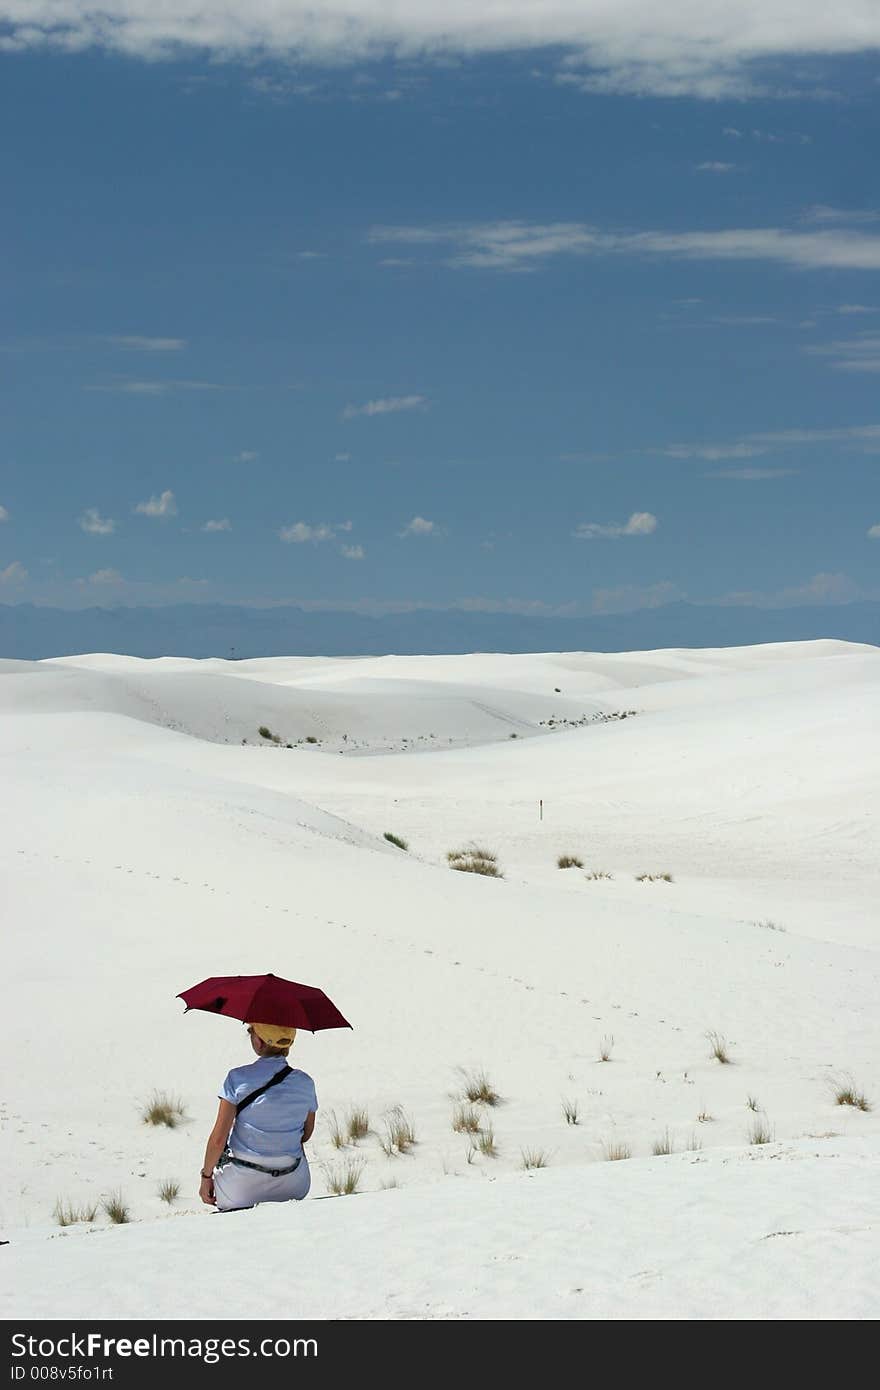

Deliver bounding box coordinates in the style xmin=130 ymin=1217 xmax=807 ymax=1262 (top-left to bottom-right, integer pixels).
xmin=177 ymin=973 xmax=352 ymax=1033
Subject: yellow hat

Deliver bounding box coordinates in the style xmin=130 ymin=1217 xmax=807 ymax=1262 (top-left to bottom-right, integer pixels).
xmin=251 ymin=1022 xmax=297 ymax=1052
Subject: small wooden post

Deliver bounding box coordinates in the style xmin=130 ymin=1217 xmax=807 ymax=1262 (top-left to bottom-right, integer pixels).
xmin=539 ymin=798 xmax=543 ymax=822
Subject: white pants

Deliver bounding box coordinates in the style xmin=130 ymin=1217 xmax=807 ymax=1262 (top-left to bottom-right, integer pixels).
xmin=214 ymin=1154 xmax=311 ymax=1212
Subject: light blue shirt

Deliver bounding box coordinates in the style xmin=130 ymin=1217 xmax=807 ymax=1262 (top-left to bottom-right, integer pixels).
xmin=220 ymin=1057 xmax=318 ymax=1163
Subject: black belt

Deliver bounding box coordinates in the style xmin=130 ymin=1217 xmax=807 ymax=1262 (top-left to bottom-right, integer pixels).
xmin=223 ymin=1153 xmax=302 ymax=1178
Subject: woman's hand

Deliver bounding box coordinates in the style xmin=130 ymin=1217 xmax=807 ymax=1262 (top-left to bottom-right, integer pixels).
xmin=199 ymin=1174 xmax=216 ymax=1206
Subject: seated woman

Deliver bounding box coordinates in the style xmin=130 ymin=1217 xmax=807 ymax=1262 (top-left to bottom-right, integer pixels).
xmin=199 ymin=1022 xmax=317 ymax=1212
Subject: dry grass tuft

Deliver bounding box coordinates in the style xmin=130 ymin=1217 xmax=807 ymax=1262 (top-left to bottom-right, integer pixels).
xmin=562 ymin=1097 xmax=580 ymax=1126
xmin=746 ymin=1095 xmax=761 ymax=1112
xmin=834 ymin=1079 xmax=871 ymax=1112
xmin=142 ymin=1091 xmax=187 ymax=1128
xmin=476 ymin=1125 xmax=499 ymax=1158
xmin=601 ymin=1140 xmax=632 ymax=1161
xmin=158 ymin=1179 xmax=180 ymax=1204
xmin=520 ymin=1148 xmax=549 ymax=1169
xmin=53 ymin=1198 xmax=98 ymax=1227
xmin=460 ymin=1067 xmax=501 ymax=1107
xmin=102 ymin=1191 xmax=131 ymax=1224
xmin=325 ymin=1159 xmax=365 ymax=1196
xmin=452 ymin=1103 xmax=483 ymax=1134
xmin=749 ymin=1118 xmax=774 ymax=1145
xmin=706 ymin=1030 xmax=732 ymax=1064
xmin=383 ymin=832 xmax=408 ymax=851
xmin=652 ymin=1129 xmax=674 ymax=1156
xmin=598 ymin=1035 xmax=614 ymax=1062
xmin=557 ymin=854 xmax=583 ymax=869
xmin=448 ymin=845 xmax=503 ymax=878
xmin=584 ymin=870 xmax=614 ymax=880
xmin=635 ymin=872 xmax=674 ymax=882
xmin=381 ymin=1105 xmax=416 ymax=1156
xmin=346 ymin=1106 xmax=370 ymax=1142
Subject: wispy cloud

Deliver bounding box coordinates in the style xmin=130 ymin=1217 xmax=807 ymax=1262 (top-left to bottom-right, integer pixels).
xmin=704 ymin=468 xmax=798 ymax=480
xmin=805 ymin=333 xmax=880 ymax=372
xmin=399 ymin=515 xmax=436 ymax=537
xmin=342 ymin=394 xmax=427 ymax=418
xmin=801 ymin=205 xmax=880 ymax=224
xmin=369 ymin=220 xmax=880 ymax=273
xmin=868 ymin=523 xmax=880 ymax=539
xmin=135 ymin=490 xmax=177 ymax=519
xmin=86 ymin=379 xmax=226 ymax=394
xmin=713 ymin=572 xmax=865 ymax=608
xmin=1 ymin=560 xmax=27 ymax=585
xmin=78 ymin=568 xmax=125 ymax=586
xmin=574 ymin=511 xmax=658 ymax=540
xmin=106 ymin=336 xmax=186 ymax=352
xmin=696 ymin=161 xmax=737 ymax=174
xmin=591 ymin=580 xmax=683 ymax=614
xmin=202 ymin=518 xmax=231 ymax=532
xmin=5 ymin=3 xmax=879 ymax=100
xmin=79 ymin=507 xmax=116 ymax=535
xmin=341 ymin=544 xmax=365 ymax=559
xmin=659 ymin=423 xmax=880 ymax=459
xmin=837 ymin=303 xmax=879 ymax=314
xmin=0 ymin=504 xmax=9 ymax=522
xmin=232 ymin=450 xmax=259 ymax=463
xmin=279 ymin=520 xmax=353 ymax=543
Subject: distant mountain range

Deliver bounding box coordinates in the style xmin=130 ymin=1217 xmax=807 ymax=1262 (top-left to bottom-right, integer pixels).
xmin=1 ymin=600 xmax=878 ymax=660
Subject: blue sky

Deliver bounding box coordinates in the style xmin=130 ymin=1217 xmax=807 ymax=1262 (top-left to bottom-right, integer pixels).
xmin=2 ymin=2 xmax=880 ymax=618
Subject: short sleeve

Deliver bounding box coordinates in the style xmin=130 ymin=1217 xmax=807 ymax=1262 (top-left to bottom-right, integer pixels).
xmin=308 ymin=1077 xmax=318 ymax=1112
xmin=219 ymin=1071 xmax=237 ymax=1104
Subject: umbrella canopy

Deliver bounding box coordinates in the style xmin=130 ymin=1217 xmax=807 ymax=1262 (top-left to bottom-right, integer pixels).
xmin=177 ymin=973 xmax=352 ymax=1033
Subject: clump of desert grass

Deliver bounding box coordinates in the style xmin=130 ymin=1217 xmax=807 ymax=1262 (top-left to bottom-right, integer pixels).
xmin=102 ymin=1191 xmax=131 ymax=1224
xmin=557 ymin=854 xmax=583 ymax=869
xmin=520 ymin=1148 xmax=549 ymax=1170
xmin=601 ymin=1140 xmax=632 ymax=1161
xmin=324 ymin=1158 xmax=365 ymax=1196
xmin=53 ymin=1198 xmax=98 ymax=1227
xmin=697 ymin=1109 xmax=713 ymax=1123
xmin=833 ymin=1077 xmax=871 ymax=1111
xmin=476 ymin=1125 xmax=498 ymax=1158
xmin=346 ymin=1105 xmax=370 ymax=1141
xmin=258 ymin=725 xmax=283 ymax=744
xmin=598 ymin=1035 xmax=614 ymax=1062
xmin=651 ymin=1129 xmax=674 ymax=1156
xmin=746 ymin=1095 xmax=761 ymax=1112
xmin=562 ymin=1097 xmax=580 ymax=1125
xmin=452 ymin=1103 xmax=483 ymax=1135
xmin=706 ymin=1030 xmax=732 ymax=1064
xmin=158 ymin=1179 xmax=180 ymax=1204
xmin=142 ymin=1091 xmax=187 ymax=1128
xmin=755 ymin=919 xmax=786 ymax=932
xmin=380 ymin=1105 xmax=416 ymax=1156
xmin=584 ymin=870 xmax=614 ymax=880
xmin=383 ymin=832 xmax=408 ymax=851
xmin=749 ymin=1118 xmax=774 ymax=1146
xmin=458 ymin=1066 xmax=501 ymax=1107
xmin=635 ymin=872 xmax=674 ymax=882
xmin=447 ymin=846 xmax=503 ymax=878
xmin=326 ymin=1110 xmax=346 ymax=1150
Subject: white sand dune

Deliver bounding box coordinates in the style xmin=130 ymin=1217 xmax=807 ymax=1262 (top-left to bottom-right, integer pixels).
xmin=1 ymin=639 xmax=878 ymax=1320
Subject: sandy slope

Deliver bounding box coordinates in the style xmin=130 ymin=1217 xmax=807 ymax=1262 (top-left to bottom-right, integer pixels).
xmin=1 ymin=640 xmax=878 ymax=1320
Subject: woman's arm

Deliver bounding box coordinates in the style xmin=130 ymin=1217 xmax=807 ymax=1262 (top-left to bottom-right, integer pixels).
xmin=199 ymin=1099 xmax=236 ymax=1205
xmin=301 ymin=1110 xmax=316 ymax=1145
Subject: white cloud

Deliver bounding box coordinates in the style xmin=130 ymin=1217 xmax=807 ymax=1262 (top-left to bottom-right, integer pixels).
xmin=341 ymin=544 xmax=365 ymax=559
xmin=202 ymin=518 xmax=231 ymax=532
xmin=660 ymin=423 xmax=880 ymax=459
xmin=7 ymin=3 xmax=880 ymax=99
xmin=400 ymin=516 xmax=436 ymax=537
xmin=135 ymin=490 xmax=177 ymax=518
xmin=0 ymin=560 xmax=26 ymax=585
xmin=805 ymin=334 xmax=880 ymax=372
xmin=279 ymin=521 xmax=336 ymax=543
xmin=715 ymin=572 xmax=863 ymax=608
xmin=591 ymin=580 xmax=683 ymax=614
xmin=574 ymin=511 xmax=658 ymax=540
xmin=711 ymin=315 xmax=778 ymax=325
xmin=801 ymin=205 xmax=880 ymax=224
xmin=335 ymin=452 xmax=352 ymax=462
xmin=79 ymin=507 xmax=116 ymax=535
xmin=705 ymin=468 xmax=798 ymax=480
xmin=370 ymin=220 xmax=880 ymax=273
xmin=696 ymin=162 xmax=737 ymax=173
xmin=0 ymin=504 xmax=8 ymax=521
xmin=107 ymin=336 xmax=186 ymax=351
xmin=85 ymin=568 xmax=125 ymax=586
xmin=868 ymin=524 xmax=880 ymax=539
xmin=343 ymin=394 xmax=427 ymax=418
xmin=233 ymin=450 xmax=259 ymax=463
xmin=86 ymin=379 xmax=225 ymax=394
xmin=837 ymin=304 xmax=879 ymax=314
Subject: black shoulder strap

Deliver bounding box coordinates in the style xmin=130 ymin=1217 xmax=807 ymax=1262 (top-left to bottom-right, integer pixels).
xmin=235 ymin=1064 xmax=292 ymax=1115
